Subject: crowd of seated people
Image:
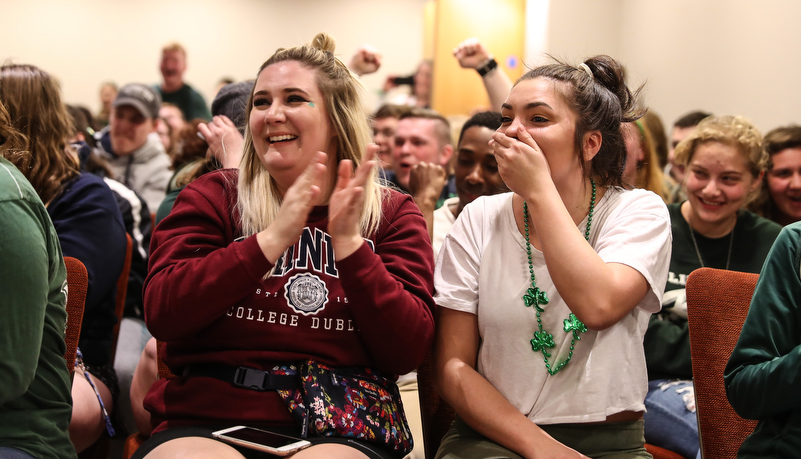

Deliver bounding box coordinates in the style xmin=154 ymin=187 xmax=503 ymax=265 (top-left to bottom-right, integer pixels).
xmin=2 ymin=31 xmax=801 ymax=459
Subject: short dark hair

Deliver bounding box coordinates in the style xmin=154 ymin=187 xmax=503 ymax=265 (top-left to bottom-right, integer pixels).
xmin=66 ymin=105 xmax=97 ymax=148
xmin=674 ymin=110 xmax=712 ymax=129
xmin=399 ymin=107 xmax=451 ymax=147
xmin=172 ymin=120 xmax=209 ymax=171
xmin=458 ymin=111 xmax=502 ymax=146
xmin=763 ymin=125 xmax=801 ymax=158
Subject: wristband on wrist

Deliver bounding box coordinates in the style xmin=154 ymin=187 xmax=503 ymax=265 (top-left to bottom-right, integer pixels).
xmin=477 ymin=57 xmax=498 ymax=77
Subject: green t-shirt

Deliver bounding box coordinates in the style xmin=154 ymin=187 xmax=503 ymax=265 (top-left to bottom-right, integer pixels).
xmin=644 ymin=202 xmax=782 ymax=380
xmin=725 ymin=222 xmax=801 ymax=458
xmin=0 ymin=157 xmax=77 ymax=459
xmin=157 ymin=83 xmax=212 ymax=121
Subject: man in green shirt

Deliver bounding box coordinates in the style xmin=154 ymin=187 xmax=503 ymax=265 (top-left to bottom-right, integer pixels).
xmin=156 ymin=42 xmax=211 ymax=122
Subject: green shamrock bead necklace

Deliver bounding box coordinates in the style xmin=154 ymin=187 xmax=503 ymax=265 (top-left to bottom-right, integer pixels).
xmin=523 ymin=178 xmax=595 ymax=375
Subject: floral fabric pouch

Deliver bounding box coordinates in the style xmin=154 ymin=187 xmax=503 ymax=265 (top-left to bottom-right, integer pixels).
xmin=274 ymin=359 xmax=413 ymax=457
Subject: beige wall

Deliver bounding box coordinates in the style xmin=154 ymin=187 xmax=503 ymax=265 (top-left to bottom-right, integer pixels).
xmin=2 ymin=0 xmax=799 ymax=133
xmin=541 ymin=0 xmax=801 ymax=133
xmin=0 ymin=0 xmax=429 ymax=115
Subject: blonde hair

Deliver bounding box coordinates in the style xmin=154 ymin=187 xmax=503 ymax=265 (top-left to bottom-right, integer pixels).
xmin=674 ymin=115 xmax=766 ymax=203
xmin=633 ymin=119 xmax=671 ymax=202
xmin=161 ymin=42 xmax=186 ymax=57
xmin=0 ymin=64 xmax=78 ymax=204
xmin=674 ymin=115 xmax=765 ymax=175
xmin=238 ymin=33 xmax=383 ymax=238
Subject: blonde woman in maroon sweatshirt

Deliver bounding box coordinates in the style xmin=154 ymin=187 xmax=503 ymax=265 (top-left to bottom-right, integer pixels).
xmin=135 ymin=34 xmax=435 ymax=459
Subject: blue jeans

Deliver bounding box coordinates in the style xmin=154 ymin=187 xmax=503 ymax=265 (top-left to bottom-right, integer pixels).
xmin=643 ymin=379 xmax=701 ymax=459
xmin=0 ymin=447 xmax=36 ymax=459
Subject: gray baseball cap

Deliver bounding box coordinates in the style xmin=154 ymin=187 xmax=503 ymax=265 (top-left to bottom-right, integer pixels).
xmin=113 ymin=83 xmax=161 ymax=119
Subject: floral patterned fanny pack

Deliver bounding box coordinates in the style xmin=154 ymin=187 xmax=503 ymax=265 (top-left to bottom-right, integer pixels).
xmin=273 ymin=360 xmax=413 ymax=457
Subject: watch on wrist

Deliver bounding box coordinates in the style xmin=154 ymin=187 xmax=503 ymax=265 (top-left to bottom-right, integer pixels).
xmin=477 ymin=57 xmax=498 ymax=77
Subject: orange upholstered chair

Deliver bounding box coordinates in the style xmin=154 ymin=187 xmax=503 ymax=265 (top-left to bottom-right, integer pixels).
xmin=110 ymin=233 xmax=133 ymax=363
xmin=156 ymin=339 xmax=178 ymax=380
xmin=122 ymin=433 xmax=146 ymax=459
xmin=63 ymin=256 xmax=88 ymax=380
xmin=686 ymin=268 xmax=759 ymax=459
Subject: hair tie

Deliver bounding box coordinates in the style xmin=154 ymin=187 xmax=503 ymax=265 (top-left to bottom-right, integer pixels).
xmin=577 ymin=62 xmax=594 ymax=80
xmin=634 ymin=119 xmax=646 ymax=138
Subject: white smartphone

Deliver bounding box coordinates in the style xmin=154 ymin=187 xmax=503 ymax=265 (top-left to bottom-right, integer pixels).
xmin=212 ymin=426 xmax=312 ymax=456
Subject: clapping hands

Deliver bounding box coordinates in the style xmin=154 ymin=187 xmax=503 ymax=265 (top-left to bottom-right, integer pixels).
xmin=328 ymin=144 xmax=378 ymax=259
xmin=258 ymin=146 xmax=378 ymax=264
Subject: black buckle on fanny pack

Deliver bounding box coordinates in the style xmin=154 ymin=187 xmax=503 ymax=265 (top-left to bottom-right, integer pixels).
xmin=234 ymin=367 xmax=271 ymax=391
xmin=185 ymin=364 xmax=298 ymax=391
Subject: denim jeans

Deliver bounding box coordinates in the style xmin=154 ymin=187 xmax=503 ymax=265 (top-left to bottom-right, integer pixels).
xmin=0 ymin=447 xmax=36 ymax=459
xmin=643 ymin=379 xmax=701 ymax=459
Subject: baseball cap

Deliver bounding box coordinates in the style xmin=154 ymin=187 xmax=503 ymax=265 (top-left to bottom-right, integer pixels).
xmin=113 ymin=83 xmax=161 ymax=119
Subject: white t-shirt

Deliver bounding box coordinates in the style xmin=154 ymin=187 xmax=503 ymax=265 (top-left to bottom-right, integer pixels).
xmin=434 ymin=188 xmax=671 ymax=425
xmin=433 ymin=197 xmax=459 ymax=259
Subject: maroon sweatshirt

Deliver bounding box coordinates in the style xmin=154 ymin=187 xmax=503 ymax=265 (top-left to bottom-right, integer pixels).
xmin=143 ymin=169 xmax=435 ymax=433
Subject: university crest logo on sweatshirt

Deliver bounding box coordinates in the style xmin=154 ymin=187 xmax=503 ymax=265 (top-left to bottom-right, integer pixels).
xmin=284 ymin=272 xmax=329 ymax=315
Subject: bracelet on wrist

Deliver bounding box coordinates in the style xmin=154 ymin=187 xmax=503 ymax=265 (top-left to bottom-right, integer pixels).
xmin=477 ymin=57 xmax=498 ymax=77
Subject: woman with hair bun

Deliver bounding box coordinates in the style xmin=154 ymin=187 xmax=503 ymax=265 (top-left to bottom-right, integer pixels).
xmin=433 ymin=56 xmax=671 ymax=458
xmin=135 ymin=33 xmax=434 ymax=459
